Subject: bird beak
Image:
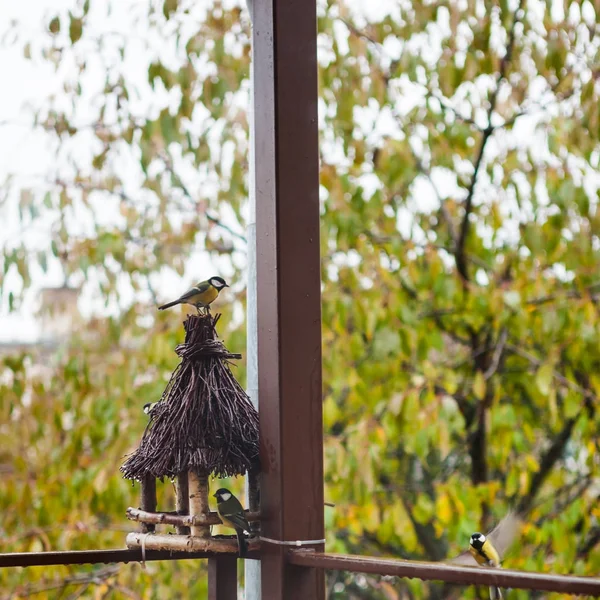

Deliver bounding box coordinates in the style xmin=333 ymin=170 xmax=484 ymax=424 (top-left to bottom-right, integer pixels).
xmin=213 ymin=492 xmax=218 ymax=498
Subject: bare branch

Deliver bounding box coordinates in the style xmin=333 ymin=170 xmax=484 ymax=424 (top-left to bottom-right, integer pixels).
xmin=516 ymin=415 xmax=578 ymax=514
xmin=160 ymin=152 xmax=247 ymax=243
xmin=10 ymin=566 xmax=119 ymax=599
xmin=483 ymin=327 xmax=508 ymax=379
xmin=505 ymin=343 xmax=596 ymax=400
xmin=455 ymin=2 xmax=523 ymax=281
xmin=427 ymin=92 xmax=480 ymax=129
xmin=578 ymin=526 xmax=600 ymax=558
xmin=526 ymin=280 xmax=600 ymax=307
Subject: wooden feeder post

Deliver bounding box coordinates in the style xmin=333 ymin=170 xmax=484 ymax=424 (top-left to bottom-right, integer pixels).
xmin=140 ymin=475 xmax=157 ymax=533
xmin=176 ymin=471 xmax=190 ymax=535
xmin=189 ymin=470 xmax=210 ymax=538
xmin=121 ymin=313 xmax=260 ymax=560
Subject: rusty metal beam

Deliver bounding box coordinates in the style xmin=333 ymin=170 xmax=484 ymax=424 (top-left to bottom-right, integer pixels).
xmin=288 ymin=551 xmax=600 ymax=596
xmin=0 ymin=549 xmax=259 ymax=568
xmin=253 ymin=0 xmax=324 ymax=597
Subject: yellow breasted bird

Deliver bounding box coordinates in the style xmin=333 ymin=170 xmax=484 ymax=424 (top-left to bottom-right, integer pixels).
xmin=158 ymin=276 xmax=229 ymax=312
xmin=213 ymin=488 xmax=250 ymax=557
xmin=143 ymin=402 xmax=158 ymax=416
xmin=450 ymin=512 xmax=521 ymax=600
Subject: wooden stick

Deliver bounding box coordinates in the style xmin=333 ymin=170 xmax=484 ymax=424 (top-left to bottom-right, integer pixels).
xmin=126 ymin=507 xmax=261 ymax=527
xmin=189 ymin=471 xmax=210 ymax=538
xmin=140 ymin=476 xmax=157 ymax=533
xmin=176 ymin=472 xmax=190 ymax=535
xmin=126 ymin=532 xmax=260 ymax=554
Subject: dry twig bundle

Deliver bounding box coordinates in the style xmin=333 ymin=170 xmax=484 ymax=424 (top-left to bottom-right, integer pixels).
xmin=121 ymin=313 xmax=259 ymax=481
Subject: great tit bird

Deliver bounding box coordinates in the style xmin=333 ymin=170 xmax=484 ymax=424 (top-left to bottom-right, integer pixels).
xmin=450 ymin=512 xmax=521 ymax=600
xmin=143 ymin=402 xmax=158 ymax=416
xmin=213 ymin=488 xmax=250 ymax=557
xmin=158 ymin=276 xmax=229 ymax=312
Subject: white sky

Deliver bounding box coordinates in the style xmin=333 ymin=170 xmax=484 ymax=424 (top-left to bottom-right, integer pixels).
xmin=0 ymin=0 xmax=598 ymax=342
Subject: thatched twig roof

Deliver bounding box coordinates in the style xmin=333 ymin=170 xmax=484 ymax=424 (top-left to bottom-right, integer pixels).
xmin=121 ymin=313 xmax=259 ymax=481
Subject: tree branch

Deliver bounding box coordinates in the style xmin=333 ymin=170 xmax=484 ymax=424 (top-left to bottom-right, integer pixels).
xmin=455 ymin=2 xmax=523 ymax=281
xmin=483 ymin=327 xmax=508 ymax=380
xmin=160 ymin=152 xmax=247 ymax=243
xmin=505 ymin=343 xmax=596 ymax=400
xmin=516 ymin=415 xmax=578 ymax=514
xmin=578 ymin=526 xmax=600 ymax=559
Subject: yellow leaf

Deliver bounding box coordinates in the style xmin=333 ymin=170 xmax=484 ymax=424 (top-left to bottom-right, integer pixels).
xmin=436 ymin=493 xmax=453 ymax=526
xmin=473 ymin=371 xmax=486 ymax=400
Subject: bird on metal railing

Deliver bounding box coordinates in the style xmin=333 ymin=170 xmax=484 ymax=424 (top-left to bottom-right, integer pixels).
xmin=449 ymin=512 xmax=521 ymax=599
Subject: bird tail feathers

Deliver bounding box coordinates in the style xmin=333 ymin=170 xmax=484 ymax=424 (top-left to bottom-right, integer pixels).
xmin=158 ymin=300 xmax=180 ymax=310
xmin=236 ymin=529 xmax=248 ymax=558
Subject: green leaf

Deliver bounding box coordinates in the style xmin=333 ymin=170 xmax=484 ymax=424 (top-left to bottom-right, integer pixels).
xmin=69 ymin=14 xmax=83 ymax=44
xmin=535 ymin=364 xmax=554 ymax=397
xmin=48 ymin=16 xmax=60 ymax=34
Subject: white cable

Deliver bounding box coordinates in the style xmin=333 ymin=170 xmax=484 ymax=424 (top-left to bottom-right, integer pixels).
xmin=259 ymin=536 xmax=325 ymax=547
xmin=140 ymin=532 xmax=151 ymax=570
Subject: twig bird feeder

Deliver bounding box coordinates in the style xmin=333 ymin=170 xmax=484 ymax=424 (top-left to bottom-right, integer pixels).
xmin=121 ymin=313 xmax=260 ymax=555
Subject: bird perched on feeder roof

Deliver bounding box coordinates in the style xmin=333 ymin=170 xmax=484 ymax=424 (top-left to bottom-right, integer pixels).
xmin=158 ymin=276 xmax=229 ymax=312
xmin=213 ymin=488 xmax=251 ymax=557
xmin=143 ymin=402 xmax=159 ymax=416
xmin=449 ymin=512 xmax=521 ymax=600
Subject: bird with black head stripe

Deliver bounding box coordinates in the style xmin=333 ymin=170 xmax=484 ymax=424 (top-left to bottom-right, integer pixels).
xmin=450 ymin=512 xmax=521 ymax=600
xmin=158 ymin=276 xmax=229 ymax=313
xmin=213 ymin=488 xmax=250 ymax=557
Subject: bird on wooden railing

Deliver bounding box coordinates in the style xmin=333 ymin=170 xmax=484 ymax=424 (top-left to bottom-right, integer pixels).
xmin=214 ymin=488 xmax=251 ymax=557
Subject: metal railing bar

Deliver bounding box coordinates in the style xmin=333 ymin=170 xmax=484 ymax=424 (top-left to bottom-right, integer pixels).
xmin=287 ymin=551 xmax=600 ymax=596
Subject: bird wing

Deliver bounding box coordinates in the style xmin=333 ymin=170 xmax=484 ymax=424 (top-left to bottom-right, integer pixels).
xmin=447 ymin=550 xmax=478 ymax=566
xmin=487 ymin=512 xmax=521 ymax=559
xmin=224 ymin=512 xmax=251 ymax=533
xmin=219 ymin=495 xmax=251 ymax=532
xmin=447 ymin=512 xmax=521 ymax=565
xmin=178 ymin=280 xmax=210 ymax=301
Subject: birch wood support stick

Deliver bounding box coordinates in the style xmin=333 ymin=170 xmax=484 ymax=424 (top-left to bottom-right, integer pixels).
xmin=126 ymin=532 xmax=261 ymax=553
xmin=176 ymin=472 xmax=190 ymax=535
xmin=126 ymin=507 xmax=260 ymax=527
xmin=189 ymin=471 xmax=210 ymax=538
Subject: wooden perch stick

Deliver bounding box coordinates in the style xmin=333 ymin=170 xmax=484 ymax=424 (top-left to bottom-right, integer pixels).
xmin=176 ymin=472 xmax=190 ymax=535
xmin=189 ymin=471 xmax=210 ymax=537
xmin=126 ymin=532 xmax=260 ymax=554
xmin=126 ymin=507 xmax=261 ymax=527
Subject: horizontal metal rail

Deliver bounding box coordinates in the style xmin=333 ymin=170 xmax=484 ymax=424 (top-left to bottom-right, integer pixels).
xmin=287 ymin=550 xmax=600 ymax=596
xmin=3 ymin=547 xmax=598 ymax=596
xmin=0 ymin=548 xmax=258 ymax=568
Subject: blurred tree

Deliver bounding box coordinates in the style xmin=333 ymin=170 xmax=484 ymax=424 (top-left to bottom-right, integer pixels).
xmin=1 ymin=0 xmax=599 ymax=598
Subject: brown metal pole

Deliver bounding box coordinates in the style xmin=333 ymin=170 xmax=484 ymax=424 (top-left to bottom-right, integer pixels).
xmin=208 ymin=557 xmax=238 ymax=600
xmin=253 ymin=0 xmax=324 ymax=598
xmin=0 ymin=549 xmax=259 ymax=568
